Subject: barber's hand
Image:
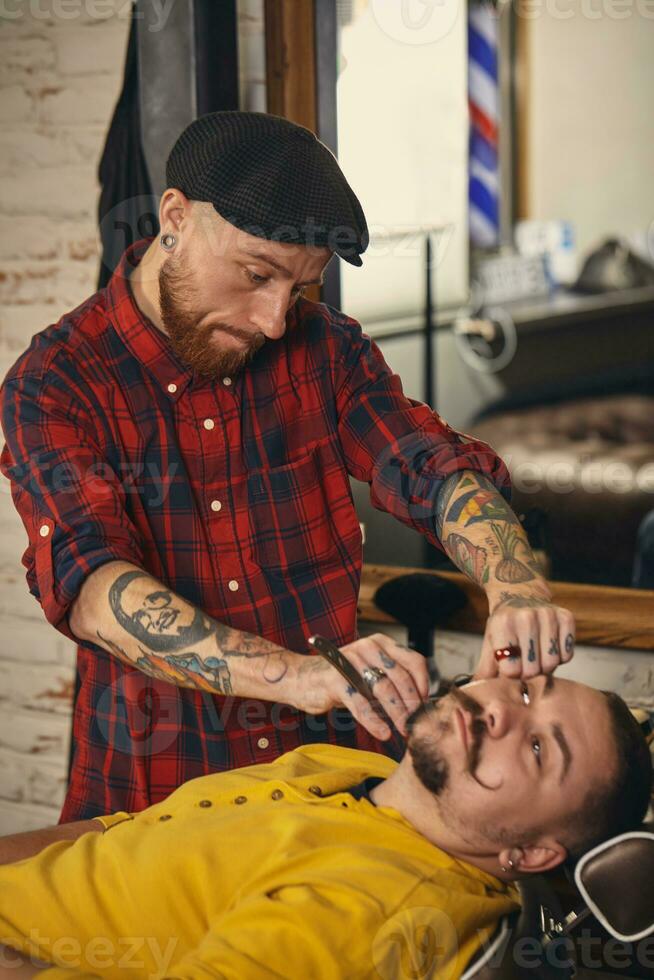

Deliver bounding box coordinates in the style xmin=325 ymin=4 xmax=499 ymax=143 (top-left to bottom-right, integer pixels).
xmin=293 ymin=633 xmax=429 ymax=741
xmin=476 ymin=590 xmax=576 ymax=680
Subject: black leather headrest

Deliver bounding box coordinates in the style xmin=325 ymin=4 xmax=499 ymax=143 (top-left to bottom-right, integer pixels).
xmin=574 ymin=823 xmax=654 ymax=941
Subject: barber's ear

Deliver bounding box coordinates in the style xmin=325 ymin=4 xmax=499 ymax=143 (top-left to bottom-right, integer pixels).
xmin=500 ymin=842 xmax=567 ymax=875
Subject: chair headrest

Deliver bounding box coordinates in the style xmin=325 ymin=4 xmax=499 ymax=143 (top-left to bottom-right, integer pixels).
xmin=574 ymin=825 xmax=654 ymax=941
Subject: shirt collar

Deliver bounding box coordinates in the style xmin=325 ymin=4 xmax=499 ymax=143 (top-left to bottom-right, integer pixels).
xmin=104 ymin=237 xmax=193 ymax=401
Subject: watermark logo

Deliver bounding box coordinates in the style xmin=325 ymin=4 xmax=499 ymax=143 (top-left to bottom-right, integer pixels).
xmin=372 ymin=906 xmax=459 ymax=979
xmin=370 ymin=0 xmax=462 ymax=45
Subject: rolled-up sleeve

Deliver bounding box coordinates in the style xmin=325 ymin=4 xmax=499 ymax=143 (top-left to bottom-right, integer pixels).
xmin=332 ymin=317 xmax=511 ymax=550
xmin=0 ymin=360 xmax=144 ymax=639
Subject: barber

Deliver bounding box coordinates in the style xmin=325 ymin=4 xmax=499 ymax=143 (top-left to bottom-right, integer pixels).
xmin=0 ymin=112 xmax=574 ymax=822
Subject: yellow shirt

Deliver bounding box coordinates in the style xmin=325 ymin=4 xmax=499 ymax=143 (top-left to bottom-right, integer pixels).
xmin=0 ymin=745 xmax=518 ymax=979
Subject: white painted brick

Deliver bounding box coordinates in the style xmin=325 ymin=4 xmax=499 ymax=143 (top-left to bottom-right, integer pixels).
xmin=68 ymin=125 xmax=108 ymax=163
xmin=54 ymin=24 xmax=128 ymax=75
xmin=0 ymin=657 xmax=75 ymax=714
xmin=3 ymin=0 xmax=126 ymax=28
xmin=0 ymin=797 xmax=61 ymax=836
xmin=0 ymin=165 xmax=97 ymax=217
xmin=0 ymin=568 xmax=52 ymax=623
xmin=0 ymin=129 xmax=84 ymax=174
xmin=0 ymin=215 xmax=100 ymax=264
xmin=38 ymin=75 xmax=120 ymax=126
xmin=0 ymin=36 xmax=55 ymax=76
xmin=0 ymin=84 xmax=33 ymax=123
xmin=0 ymin=706 xmax=71 ymax=759
xmin=0 ymin=745 xmax=68 ymax=808
xmin=0 ymin=616 xmax=76 ymax=667
xmin=0 ymin=216 xmax=59 ymax=260
xmin=0 ymin=263 xmax=61 ymax=306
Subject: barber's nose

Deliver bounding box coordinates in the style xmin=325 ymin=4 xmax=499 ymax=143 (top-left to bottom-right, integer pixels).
xmin=253 ymin=296 xmax=287 ymax=341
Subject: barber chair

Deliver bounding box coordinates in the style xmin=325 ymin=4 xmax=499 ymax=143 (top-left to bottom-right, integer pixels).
xmin=462 ymin=822 xmax=654 ymax=978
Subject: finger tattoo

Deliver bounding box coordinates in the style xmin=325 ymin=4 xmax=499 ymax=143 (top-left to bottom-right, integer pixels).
xmin=379 ymin=650 xmax=397 ymax=670
xmin=528 ymin=639 xmax=536 ymax=663
xmin=549 ymin=637 xmax=560 ymax=657
xmin=565 ymin=633 xmax=574 ymax=654
xmin=345 ymin=685 xmax=356 ymax=697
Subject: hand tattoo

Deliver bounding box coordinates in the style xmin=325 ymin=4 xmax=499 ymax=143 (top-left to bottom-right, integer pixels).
xmin=549 ymin=637 xmax=560 ymax=657
xmin=379 ymin=650 xmax=397 ymax=670
xmin=565 ymin=633 xmax=574 ymax=655
xmin=528 ymin=639 xmax=536 ymax=662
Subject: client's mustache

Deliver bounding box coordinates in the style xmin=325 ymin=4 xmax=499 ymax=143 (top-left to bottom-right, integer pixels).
xmin=447 ymin=684 xmax=504 ymax=790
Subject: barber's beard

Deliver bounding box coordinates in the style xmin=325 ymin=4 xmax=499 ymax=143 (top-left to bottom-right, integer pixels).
xmin=406 ymin=685 xmax=487 ymax=797
xmin=158 ymin=257 xmax=265 ymax=380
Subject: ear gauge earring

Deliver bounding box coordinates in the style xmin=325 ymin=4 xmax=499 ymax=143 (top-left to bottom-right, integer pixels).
xmin=160 ymin=233 xmax=176 ymax=251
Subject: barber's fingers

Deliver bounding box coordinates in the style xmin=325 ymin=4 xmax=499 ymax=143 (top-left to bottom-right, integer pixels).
xmin=476 ymin=614 xmax=520 ymax=679
xmin=342 ymin=657 xmax=418 ymax=737
xmin=537 ymin=607 xmax=562 ymax=674
xmin=341 ymin=633 xmax=426 ymax=711
xmin=340 ymin=685 xmax=392 ymax=742
xmin=558 ymin=610 xmax=576 ymax=664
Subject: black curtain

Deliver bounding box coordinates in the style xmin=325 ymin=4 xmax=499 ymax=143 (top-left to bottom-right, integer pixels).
xmin=96 ymin=0 xmax=239 ymax=289
xmin=97 ymin=4 xmax=157 ymax=289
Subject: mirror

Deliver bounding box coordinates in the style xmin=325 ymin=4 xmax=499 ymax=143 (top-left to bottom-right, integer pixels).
xmin=333 ymin=0 xmax=654 ymax=589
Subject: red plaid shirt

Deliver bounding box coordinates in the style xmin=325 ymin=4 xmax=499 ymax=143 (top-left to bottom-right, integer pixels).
xmin=0 ymin=239 xmax=509 ymax=821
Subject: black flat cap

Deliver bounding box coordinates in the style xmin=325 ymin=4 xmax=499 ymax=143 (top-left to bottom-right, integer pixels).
xmin=166 ymin=111 xmax=368 ymax=267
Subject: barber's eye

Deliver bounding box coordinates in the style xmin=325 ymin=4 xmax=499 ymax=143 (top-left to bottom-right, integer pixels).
xmin=531 ymin=737 xmax=542 ymax=767
xmin=521 ymin=682 xmax=531 ymax=705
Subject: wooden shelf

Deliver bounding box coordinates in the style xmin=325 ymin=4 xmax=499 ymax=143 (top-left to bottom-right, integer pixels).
xmin=358 ymin=565 xmax=654 ymax=652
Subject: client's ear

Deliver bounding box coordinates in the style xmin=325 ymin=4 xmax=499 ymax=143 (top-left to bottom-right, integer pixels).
xmin=499 ymin=841 xmax=567 ymax=875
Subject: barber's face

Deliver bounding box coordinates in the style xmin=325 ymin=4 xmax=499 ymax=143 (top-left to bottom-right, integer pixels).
xmin=158 ymin=202 xmax=332 ymax=379
xmin=407 ymin=675 xmax=616 ymax=850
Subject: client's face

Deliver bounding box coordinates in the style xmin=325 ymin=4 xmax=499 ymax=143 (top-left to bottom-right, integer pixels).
xmin=407 ymin=675 xmax=615 ymax=851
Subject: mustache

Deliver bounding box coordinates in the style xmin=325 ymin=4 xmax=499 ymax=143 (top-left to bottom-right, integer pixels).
xmin=409 ymin=683 xmax=499 ymax=789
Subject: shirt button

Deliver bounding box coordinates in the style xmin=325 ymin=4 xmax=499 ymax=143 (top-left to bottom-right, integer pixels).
xmin=234 ymin=796 xmax=247 ymax=805
xmin=257 ymin=737 xmax=270 ymax=750
xmin=228 ymin=579 xmax=239 ymax=592
xmin=203 ymin=418 xmax=215 ymax=430
xmin=198 ymin=799 xmax=212 ymax=808
xmin=167 ymin=383 xmax=177 ymax=394
xmin=223 ymin=376 xmax=232 ymax=386
xmin=39 ymin=524 xmax=50 ymax=537
xmin=159 ymin=814 xmax=172 ymax=822
xmin=210 ymin=500 xmax=222 ymax=513
xmin=271 ymin=789 xmax=284 ymax=801
xmin=308 ymin=785 xmax=322 ymax=796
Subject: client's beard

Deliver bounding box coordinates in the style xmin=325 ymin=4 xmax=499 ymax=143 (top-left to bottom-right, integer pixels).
xmin=406 ymin=683 xmax=487 ymax=797
xmin=158 ymin=257 xmax=265 ymax=380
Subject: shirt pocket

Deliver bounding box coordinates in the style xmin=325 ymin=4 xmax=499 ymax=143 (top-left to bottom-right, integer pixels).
xmin=247 ymin=441 xmax=362 ymax=576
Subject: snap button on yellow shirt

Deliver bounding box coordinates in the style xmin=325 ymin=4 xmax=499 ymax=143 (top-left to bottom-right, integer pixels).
xmin=0 ymin=745 xmax=518 ymax=979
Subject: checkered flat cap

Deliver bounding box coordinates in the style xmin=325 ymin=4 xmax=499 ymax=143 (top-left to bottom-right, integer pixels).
xmin=166 ymin=111 xmax=368 ymax=266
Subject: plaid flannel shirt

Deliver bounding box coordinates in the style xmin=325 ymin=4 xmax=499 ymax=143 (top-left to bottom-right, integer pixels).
xmin=0 ymin=239 xmax=510 ymax=821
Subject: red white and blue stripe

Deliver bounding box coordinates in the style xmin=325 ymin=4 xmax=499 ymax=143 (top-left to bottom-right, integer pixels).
xmin=468 ymin=3 xmax=500 ymax=248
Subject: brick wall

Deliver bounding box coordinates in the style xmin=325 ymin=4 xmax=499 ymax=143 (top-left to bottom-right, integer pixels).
xmin=0 ymin=3 xmax=132 ymax=833
xmin=0 ymin=0 xmax=267 ymax=834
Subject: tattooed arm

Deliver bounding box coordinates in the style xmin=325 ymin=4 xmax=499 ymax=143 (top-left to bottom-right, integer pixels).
xmin=435 ymin=471 xmax=575 ymax=678
xmin=68 ymin=561 xmax=426 ymax=740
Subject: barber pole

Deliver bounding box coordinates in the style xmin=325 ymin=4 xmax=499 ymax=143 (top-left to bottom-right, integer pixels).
xmin=468 ymin=2 xmax=500 ymax=249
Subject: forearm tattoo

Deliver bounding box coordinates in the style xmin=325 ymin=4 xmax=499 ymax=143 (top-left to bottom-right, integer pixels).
xmin=100 ymin=570 xmax=290 ymax=696
xmin=435 ymin=472 xmax=542 ymax=590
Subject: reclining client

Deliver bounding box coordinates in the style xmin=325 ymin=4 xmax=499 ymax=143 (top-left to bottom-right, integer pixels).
xmin=0 ymin=673 xmax=650 ymax=979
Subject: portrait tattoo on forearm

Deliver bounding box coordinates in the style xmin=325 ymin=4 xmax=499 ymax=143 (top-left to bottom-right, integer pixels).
xmin=109 ymin=570 xmax=215 ymax=653
xmin=104 ymin=570 xmax=293 ymax=697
